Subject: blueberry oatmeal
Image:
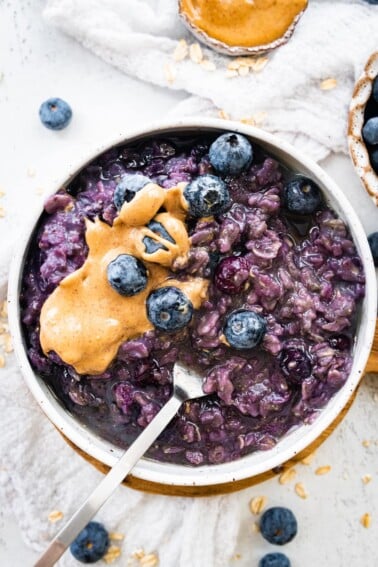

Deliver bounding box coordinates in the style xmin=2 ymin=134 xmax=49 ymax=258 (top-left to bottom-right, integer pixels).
xmin=21 ymin=130 xmax=365 ymax=466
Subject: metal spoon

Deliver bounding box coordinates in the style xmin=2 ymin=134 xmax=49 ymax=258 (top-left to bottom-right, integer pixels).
xmin=34 ymin=362 xmax=206 ymax=566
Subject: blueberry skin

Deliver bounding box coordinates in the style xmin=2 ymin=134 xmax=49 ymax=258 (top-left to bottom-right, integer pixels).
xmin=147 ymin=286 xmax=193 ymax=331
xmin=283 ymin=176 xmax=322 ymax=215
xmin=363 ymin=117 xmax=378 ymax=146
xmin=260 ymin=507 xmax=298 ymax=545
xmin=107 ymin=254 xmax=147 ymax=296
xmin=373 ymin=76 xmax=378 ymax=102
xmin=113 ymin=173 xmax=151 ymax=210
xmin=70 ymin=521 xmax=109 ymax=563
xmin=368 ymin=232 xmax=378 ymax=266
xmin=209 ymin=132 xmax=253 ymax=175
xmin=369 ymin=146 xmax=378 ymax=173
xmin=143 ymin=220 xmax=175 ymax=254
xmin=259 ymin=552 xmax=291 ymax=567
xmin=184 ymin=174 xmax=230 ymax=217
xmin=224 ymin=309 xmax=266 ymax=350
xmin=39 ymin=98 xmax=72 ymax=130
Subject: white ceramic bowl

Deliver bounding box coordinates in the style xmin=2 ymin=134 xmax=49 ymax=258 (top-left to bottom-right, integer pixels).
xmin=8 ymin=118 xmax=377 ymax=488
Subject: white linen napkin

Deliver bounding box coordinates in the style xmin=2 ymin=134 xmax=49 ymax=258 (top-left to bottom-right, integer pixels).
xmin=43 ymin=0 xmax=378 ymax=162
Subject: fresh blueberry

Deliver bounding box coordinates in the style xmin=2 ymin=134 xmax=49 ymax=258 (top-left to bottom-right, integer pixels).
xmin=260 ymin=507 xmax=298 ymax=545
xmin=280 ymin=347 xmax=312 ymax=384
xmin=184 ymin=174 xmax=230 ymax=217
xmin=363 ymin=117 xmax=378 ymax=146
xmin=259 ymin=552 xmax=291 ymax=567
xmin=214 ymin=256 xmax=250 ymax=294
xmin=143 ymin=220 xmax=175 ymax=254
xmin=39 ymin=98 xmax=72 ymax=130
xmin=70 ymin=521 xmax=109 ymax=563
xmin=283 ymin=176 xmax=322 ymax=215
xmin=223 ymin=309 xmax=266 ymax=350
xmin=209 ymin=132 xmax=253 ymax=175
xmin=328 ymin=334 xmax=351 ymax=351
xmin=147 ymin=286 xmax=193 ymax=331
xmin=107 ymin=254 xmax=147 ymax=296
xmin=363 ymin=0 xmax=378 ymax=4
xmin=373 ymin=76 xmax=378 ymax=102
xmin=368 ymin=231 xmax=378 ymax=266
xmin=369 ymin=146 xmax=378 ymax=174
xmin=113 ymin=173 xmax=151 ymax=210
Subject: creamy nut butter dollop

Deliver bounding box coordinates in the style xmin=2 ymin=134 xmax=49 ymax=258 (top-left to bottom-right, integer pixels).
xmin=40 ymin=183 xmax=209 ymax=375
xmin=180 ymin=0 xmax=308 ymax=48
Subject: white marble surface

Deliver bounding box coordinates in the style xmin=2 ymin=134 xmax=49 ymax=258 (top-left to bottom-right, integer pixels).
xmin=1 ymin=1 xmax=378 ymax=566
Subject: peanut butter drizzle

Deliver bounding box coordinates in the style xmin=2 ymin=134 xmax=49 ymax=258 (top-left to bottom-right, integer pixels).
xmin=40 ymin=183 xmax=209 ymax=375
xmin=181 ymin=0 xmax=308 ymax=47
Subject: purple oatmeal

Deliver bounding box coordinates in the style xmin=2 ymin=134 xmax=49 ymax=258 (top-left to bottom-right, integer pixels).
xmin=21 ymin=131 xmax=365 ymax=466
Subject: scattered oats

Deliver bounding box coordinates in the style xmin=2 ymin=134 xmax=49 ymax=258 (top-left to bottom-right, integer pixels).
xmin=48 ymin=510 xmax=64 ymax=523
xmin=315 ymin=465 xmax=331 ymax=476
xmin=249 ymin=495 xmax=268 ymax=515
xmin=109 ymin=532 xmax=125 ymax=541
xmin=227 ymin=58 xmax=246 ymax=71
xmin=0 ymin=206 xmax=5 ymax=218
xmin=104 ymin=545 xmax=122 ymax=564
xmin=164 ymin=63 xmax=176 ymax=85
xmin=300 ymin=451 xmax=316 ymax=465
xmin=240 ymin=117 xmax=256 ymax=126
xmin=0 ymin=190 xmax=4 ymax=198
xmin=251 ymin=521 xmax=260 ymax=533
xmin=201 ymin=59 xmax=216 ymax=71
xmin=218 ymin=109 xmax=230 ymax=120
xmin=279 ymin=468 xmax=297 ymax=485
xmin=360 ymin=513 xmax=372 ymax=528
xmin=253 ymin=111 xmax=267 ymax=125
xmin=320 ymin=78 xmax=338 ymax=91
xmin=173 ymin=39 xmax=188 ymax=62
xmin=140 ymin=553 xmax=159 ymax=567
xmin=132 ymin=549 xmax=146 ymax=561
xmin=232 ymin=553 xmax=242 ymax=560
xmin=1 ymin=301 xmax=7 ymax=318
xmin=295 ymin=482 xmax=308 ymax=499
xmin=0 ymin=355 xmax=5 ymax=368
xmin=238 ymin=65 xmax=249 ymax=77
xmin=4 ymin=334 xmax=13 ymax=353
xmin=362 ymin=474 xmax=373 ymax=485
xmin=250 ymin=57 xmax=269 ymax=72
xmin=189 ymin=43 xmax=203 ymax=64
xmin=27 ymin=167 xmax=36 ymax=178
xmin=225 ymin=69 xmax=239 ymax=79
xmin=362 ymin=440 xmax=371 ymax=448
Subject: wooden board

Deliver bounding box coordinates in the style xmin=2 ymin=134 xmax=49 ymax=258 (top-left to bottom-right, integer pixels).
xmin=63 ymin=321 xmax=378 ymax=497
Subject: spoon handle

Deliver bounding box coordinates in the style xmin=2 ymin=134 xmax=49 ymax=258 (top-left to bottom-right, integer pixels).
xmin=34 ymin=395 xmax=182 ymax=567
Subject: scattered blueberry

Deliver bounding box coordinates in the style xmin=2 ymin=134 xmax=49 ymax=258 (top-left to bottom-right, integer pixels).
xmin=147 ymin=286 xmax=193 ymax=331
xmin=373 ymin=76 xmax=378 ymax=103
xmin=260 ymin=507 xmax=298 ymax=545
xmin=143 ymin=220 xmax=175 ymax=254
xmin=363 ymin=0 xmax=378 ymax=4
xmin=214 ymin=256 xmax=250 ymax=294
xmin=184 ymin=174 xmax=230 ymax=217
xmin=328 ymin=334 xmax=351 ymax=351
xmin=107 ymin=254 xmax=148 ymax=296
xmin=209 ymin=132 xmax=253 ymax=175
xmin=362 ymin=117 xmax=378 ymax=146
xmin=70 ymin=521 xmax=109 ymax=563
xmin=280 ymin=347 xmax=312 ymax=384
xmin=259 ymin=552 xmax=291 ymax=567
xmin=223 ymin=309 xmax=266 ymax=350
xmin=369 ymin=146 xmax=378 ymax=174
xmin=39 ymin=98 xmax=72 ymax=130
xmin=368 ymin=231 xmax=378 ymax=266
xmin=113 ymin=173 xmax=151 ymax=210
xmin=283 ymin=176 xmax=322 ymax=215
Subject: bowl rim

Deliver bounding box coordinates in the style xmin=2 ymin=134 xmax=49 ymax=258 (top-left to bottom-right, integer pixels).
xmin=8 ymin=117 xmax=377 ymax=487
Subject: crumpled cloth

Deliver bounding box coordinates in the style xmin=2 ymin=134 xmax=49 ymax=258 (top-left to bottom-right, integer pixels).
xmin=43 ymin=0 xmax=378 ymax=161
xmin=1 ymin=1 xmax=378 ymax=565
